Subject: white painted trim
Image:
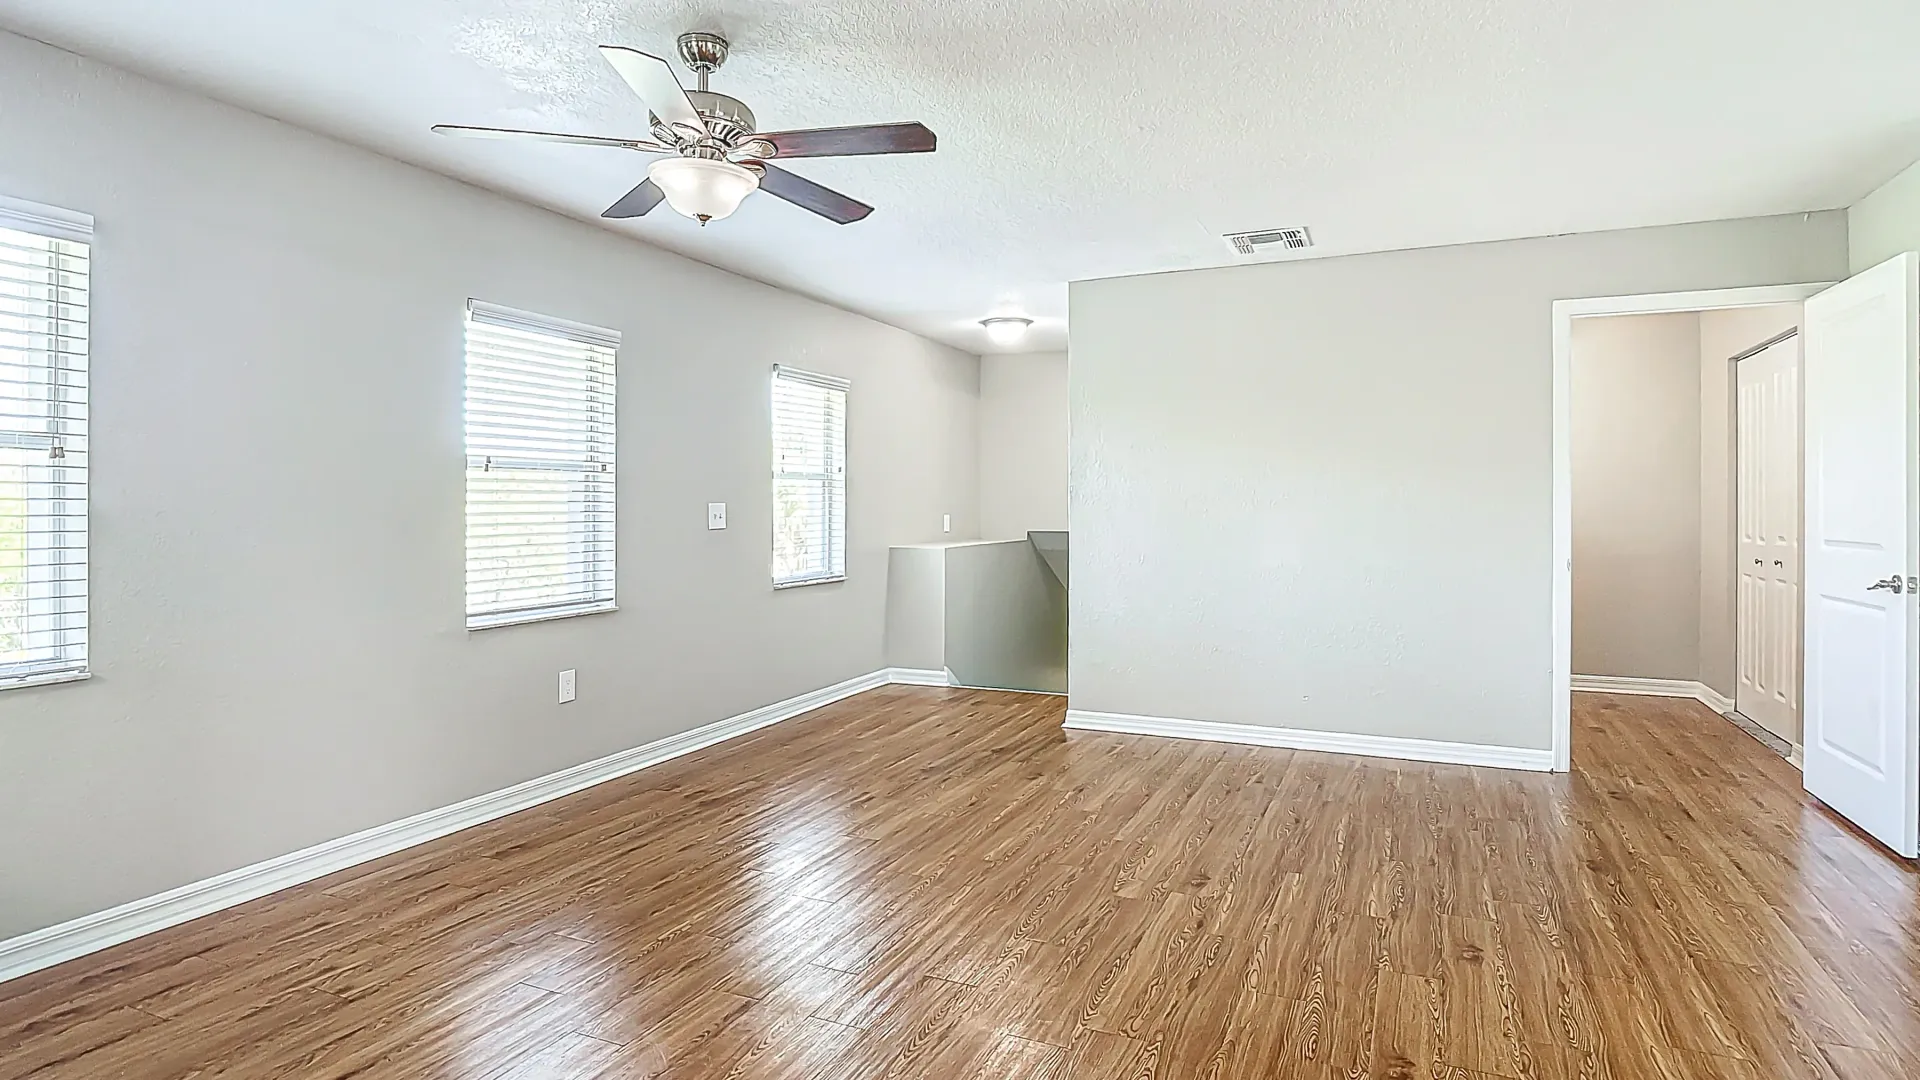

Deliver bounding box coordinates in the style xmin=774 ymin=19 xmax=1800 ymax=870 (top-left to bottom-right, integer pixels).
xmin=884 ymin=667 xmax=953 ymax=686
xmin=465 ymin=602 xmax=618 ymax=632
xmin=467 ymin=298 xmax=621 ymax=349
xmin=1550 ymin=282 xmax=1834 ymax=773
xmin=0 ymin=667 xmax=936 ymax=985
xmin=1698 ymin=684 xmax=1735 ymax=715
xmin=0 ymin=669 xmax=90 ymax=693
xmin=888 ymin=668 xmax=1067 ymax=697
xmin=1570 ymin=674 xmax=1733 ymax=714
xmin=1063 ymin=709 xmax=1553 ymax=772
xmin=0 ymin=193 xmax=94 ymax=243
xmin=1573 ymin=677 xmax=1809 ymax=770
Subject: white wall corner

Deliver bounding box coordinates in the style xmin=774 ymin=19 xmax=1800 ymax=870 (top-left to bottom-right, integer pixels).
xmin=1696 ymin=684 xmax=1735 ymax=715
xmin=1062 ymin=709 xmax=1554 ymax=772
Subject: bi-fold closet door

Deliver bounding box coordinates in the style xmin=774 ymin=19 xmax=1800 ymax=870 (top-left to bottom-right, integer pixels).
xmin=1734 ymin=333 xmax=1801 ymax=745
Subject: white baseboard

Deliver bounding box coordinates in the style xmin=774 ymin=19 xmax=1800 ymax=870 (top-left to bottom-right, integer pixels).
xmin=886 ymin=667 xmax=1067 ymax=696
xmin=1574 ymin=675 xmax=1805 ymax=769
xmin=1698 ymin=685 xmax=1735 ymax=715
xmin=0 ymin=667 xmax=920 ymax=986
xmin=884 ymin=666 xmax=953 ymax=686
xmin=1062 ymin=709 xmax=1554 ymax=772
xmin=1571 ymin=674 xmax=1733 ymax=715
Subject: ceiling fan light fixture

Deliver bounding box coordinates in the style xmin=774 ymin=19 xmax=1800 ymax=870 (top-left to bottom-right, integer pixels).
xmin=980 ymin=317 xmax=1034 ymax=346
xmin=440 ymin=34 xmax=937 ymax=226
xmin=647 ymin=157 xmax=759 ymax=223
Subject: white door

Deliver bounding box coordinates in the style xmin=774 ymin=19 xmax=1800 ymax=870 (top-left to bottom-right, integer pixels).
xmin=1803 ymin=252 xmax=1920 ymax=857
xmin=1735 ymin=336 xmax=1801 ymax=743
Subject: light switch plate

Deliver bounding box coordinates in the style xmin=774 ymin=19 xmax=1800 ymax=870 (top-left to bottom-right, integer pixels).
xmin=943 ymin=513 xmax=951 ymax=533
xmin=707 ymin=503 xmax=727 ymax=530
xmin=558 ymin=669 xmax=577 ymax=704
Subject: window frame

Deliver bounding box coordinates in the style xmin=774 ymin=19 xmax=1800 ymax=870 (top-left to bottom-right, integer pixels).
xmin=770 ymin=365 xmax=849 ymax=590
xmin=462 ymin=299 xmax=619 ymax=631
xmin=0 ymin=194 xmax=92 ymax=692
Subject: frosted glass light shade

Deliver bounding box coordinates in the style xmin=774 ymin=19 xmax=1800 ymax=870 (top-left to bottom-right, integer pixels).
xmin=980 ymin=317 xmax=1033 ymax=346
xmin=647 ymin=158 xmax=759 ymax=222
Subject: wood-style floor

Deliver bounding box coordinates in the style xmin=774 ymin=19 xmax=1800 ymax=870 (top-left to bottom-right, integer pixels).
xmin=4 ymin=688 xmax=1918 ymax=1079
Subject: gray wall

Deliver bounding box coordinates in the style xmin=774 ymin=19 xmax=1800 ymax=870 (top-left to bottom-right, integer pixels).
xmin=1570 ymin=313 xmax=1703 ymax=682
xmin=943 ymin=540 xmax=1067 ymax=694
xmin=1698 ymin=304 xmax=1803 ymax=699
xmin=0 ymin=31 xmax=980 ymax=940
xmin=979 ymin=352 xmax=1069 ymax=539
xmin=883 ymin=545 xmax=948 ymax=672
xmin=1851 ymin=156 xmax=1920 ymax=274
xmin=1069 ymin=213 xmax=1846 ymax=751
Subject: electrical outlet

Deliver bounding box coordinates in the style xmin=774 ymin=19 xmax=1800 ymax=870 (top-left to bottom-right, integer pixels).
xmin=943 ymin=513 xmax=951 ymax=533
xmin=558 ymin=669 xmax=577 ymax=704
xmin=707 ymin=502 xmax=727 ymax=530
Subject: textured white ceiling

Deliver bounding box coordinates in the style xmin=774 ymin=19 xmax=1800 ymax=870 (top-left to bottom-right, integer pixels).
xmin=4 ymin=1 xmax=1919 ymax=354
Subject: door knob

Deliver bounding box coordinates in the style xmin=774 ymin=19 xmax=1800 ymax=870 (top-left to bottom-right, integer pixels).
xmin=1773 ymin=560 xmax=1784 ymax=567
xmin=1868 ymin=575 xmax=1907 ymax=594
xmin=1754 ymin=558 xmax=1763 ymax=565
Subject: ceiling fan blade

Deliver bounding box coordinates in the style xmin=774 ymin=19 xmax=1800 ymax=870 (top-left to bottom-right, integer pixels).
xmin=756 ymin=122 xmax=936 ymax=159
xmin=602 ymin=179 xmax=666 ymax=219
xmin=598 ymin=46 xmax=707 ymax=138
xmin=432 ymin=124 xmax=669 ymax=153
xmin=756 ymin=165 xmax=873 ymax=224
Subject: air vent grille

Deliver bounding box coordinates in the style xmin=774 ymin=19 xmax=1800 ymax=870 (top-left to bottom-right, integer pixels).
xmin=1225 ymin=227 xmax=1313 ymax=256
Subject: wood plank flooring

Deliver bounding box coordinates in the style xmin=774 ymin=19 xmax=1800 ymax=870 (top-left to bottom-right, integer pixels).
xmin=4 ymin=688 xmax=1918 ymax=1078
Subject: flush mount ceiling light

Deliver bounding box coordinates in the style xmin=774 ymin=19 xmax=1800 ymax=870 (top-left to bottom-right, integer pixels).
xmin=980 ymin=317 xmax=1034 ymax=346
xmin=646 ymin=157 xmax=759 ymax=224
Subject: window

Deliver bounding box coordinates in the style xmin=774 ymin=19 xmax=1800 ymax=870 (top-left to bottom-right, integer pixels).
xmin=464 ymin=301 xmax=617 ymax=629
xmin=771 ymin=366 xmax=848 ymax=587
xmin=0 ymin=197 xmax=90 ymax=689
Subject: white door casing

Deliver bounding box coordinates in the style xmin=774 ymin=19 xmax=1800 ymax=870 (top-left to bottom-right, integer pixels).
xmin=1735 ymin=336 xmax=1801 ymax=744
xmin=1802 ymin=251 xmax=1920 ymax=858
xmin=1552 ymin=284 xmax=1834 ymax=773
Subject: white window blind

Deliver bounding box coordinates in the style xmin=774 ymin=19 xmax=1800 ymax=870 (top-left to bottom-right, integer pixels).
xmin=0 ymin=197 xmax=90 ymax=689
xmin=771 ymin=366 xmax=848 ymax=588
xmin=464 ymin=301 xmax=617 ymax=629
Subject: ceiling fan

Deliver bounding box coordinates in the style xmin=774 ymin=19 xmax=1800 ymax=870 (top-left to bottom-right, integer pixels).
xmin=434 ymin=32 xmax=936 ymax=226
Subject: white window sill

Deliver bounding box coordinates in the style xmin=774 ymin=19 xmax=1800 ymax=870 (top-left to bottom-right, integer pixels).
xmin=0 ymin=669 xmax=91 ymax=692
xmin=467 ymin=602 xmax=618 ymax=631
xmin=773 ymin=574 xmax=847 ymax=591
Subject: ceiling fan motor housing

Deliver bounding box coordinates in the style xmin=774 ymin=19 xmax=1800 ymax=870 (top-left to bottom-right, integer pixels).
xmin=654 ymin=32 xmax=762 ymax=153
xmin=676 ymin=31 xmax=730 ymax=76
xmin=677 ymin=91 xmax=756 ymax=146
xmin=646 ymin=93 xmax=755 ymax=155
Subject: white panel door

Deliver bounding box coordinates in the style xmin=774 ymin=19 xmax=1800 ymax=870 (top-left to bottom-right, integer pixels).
xmin=1735 ymin=337 xmax=1801 ymax=743
xmin=1803 ymin=252 xmax=1919 ymax=857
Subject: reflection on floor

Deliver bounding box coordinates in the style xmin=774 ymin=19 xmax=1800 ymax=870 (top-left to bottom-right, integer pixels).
xmin=2 ymin=688 xmax=1915 ymax=1078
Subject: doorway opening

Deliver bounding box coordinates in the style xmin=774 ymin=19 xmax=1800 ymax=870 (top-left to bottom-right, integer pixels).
xmin=1548 ymin=284 xmax=1831 ymax=773
xmin=1562 ymin=298 xmax=1809 ymax=766
xmin=1554 ymin=259 xmax=1920 ymax=859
